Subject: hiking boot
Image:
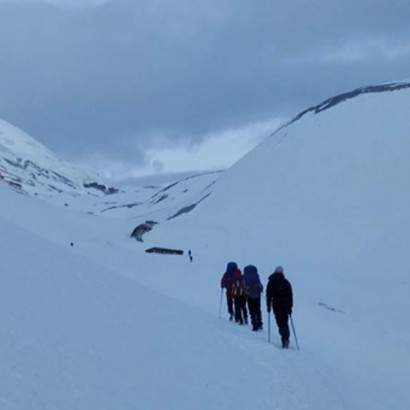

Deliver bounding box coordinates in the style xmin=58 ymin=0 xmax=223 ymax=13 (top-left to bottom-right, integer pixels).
xmin=239 ymin=320 xmax=244 ymax=325
xmin=282 ymin=339 xmax=290 ymax=349
xmin=229 ymin=315 xmax=233 ymax=321
xmin=244 ymin=318 xmax=248 ymax=325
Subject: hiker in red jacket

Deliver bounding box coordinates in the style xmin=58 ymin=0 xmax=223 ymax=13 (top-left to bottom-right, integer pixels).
xmin=220 ymin=262 xmax=242 ymax=321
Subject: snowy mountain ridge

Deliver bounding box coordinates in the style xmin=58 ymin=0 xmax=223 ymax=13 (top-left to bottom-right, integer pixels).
xmin=288 ymin=79 xmax=410 ymax=125
xmin=0 ymin=118 xmax=116 ymax=198
xmin=0 ymin=118 xmax=223 ymax=225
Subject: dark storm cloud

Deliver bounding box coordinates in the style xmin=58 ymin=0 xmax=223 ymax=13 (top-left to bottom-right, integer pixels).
xmin=1 ymin=0 xmax=410 ymax=166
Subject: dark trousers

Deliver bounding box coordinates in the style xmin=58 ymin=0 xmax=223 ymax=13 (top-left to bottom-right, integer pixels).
xmin=247 ymin=297 xmax=262 ymax=330
xmin=273 ymin=309 xmax=290 ymax=342
xmin=234 ymin=297 xmax=248 ymax=323
xmin=226 ymin=294 xmax=234 ymax=316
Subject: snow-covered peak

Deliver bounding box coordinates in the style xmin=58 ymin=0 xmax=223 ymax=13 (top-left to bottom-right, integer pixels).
xmin=288 ymin=79 xmax=410 ymax=125
xmin=0 ymin=117 xmax=225 ymax=222
xmin=0 ymin=118 xmax=107 ymax=198
xmin=0 ymin=118 xmax=56 ymax=161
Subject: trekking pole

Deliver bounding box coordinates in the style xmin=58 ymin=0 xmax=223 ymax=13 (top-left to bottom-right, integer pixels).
xmin=219 ymin=288 xmax=223 ymax=318
xmin=268 ymin=311 xmax=271 ymax=343
xmin=290 ymin=314 xmax=300 ymax=350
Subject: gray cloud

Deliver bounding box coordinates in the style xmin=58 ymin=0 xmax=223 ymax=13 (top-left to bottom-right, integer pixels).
xmin=1 ymin=0 xmax=410 ymax=174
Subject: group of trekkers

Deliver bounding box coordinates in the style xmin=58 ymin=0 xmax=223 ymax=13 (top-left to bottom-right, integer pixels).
xmin=220 ymin=262 xmax=293 ymax=349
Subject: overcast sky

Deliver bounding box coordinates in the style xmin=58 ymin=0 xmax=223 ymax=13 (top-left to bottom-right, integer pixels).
xmin=1 ymin=0 xmax=410 ymax=180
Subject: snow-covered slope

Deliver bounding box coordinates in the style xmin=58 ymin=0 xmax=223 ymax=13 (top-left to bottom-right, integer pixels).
xmin=86 ymin=171 xmax=221 ymax=219
xmin=140 ymin=80 xmax=410 ymax=408
xmin=1 ymin=80 xmax=410 ymax=409
xmin=0 ymin=187 xmax=276 ymax=409
xmin=178 ymin=80 xmax=410 ymax=276
xmin=0 ymin=118 xmax=113 ymax=197
xmin=0 ymin=183 xmax=357 ymax=410
xmin=3 ymin=174 xmax=402 ymax=410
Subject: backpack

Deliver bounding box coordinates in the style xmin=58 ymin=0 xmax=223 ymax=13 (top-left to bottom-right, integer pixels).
xmin=245 ymin=282 xmax=263 ymax=299
xmin=232 ymin=278 xmax=245 ymax=297
xmin=271 ymin=280 xmax=288 ymax=300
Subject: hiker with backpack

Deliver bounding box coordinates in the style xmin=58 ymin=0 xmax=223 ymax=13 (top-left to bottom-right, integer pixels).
xmin=231 ymin=276 xmax=248 ymax=325
xmin=220 ymin=262 xmax=242 ymax=321
xmin=243 ymin=265 xmax=263 ymax=331
xmin=266 ymin=266 xmax=293 ymax=348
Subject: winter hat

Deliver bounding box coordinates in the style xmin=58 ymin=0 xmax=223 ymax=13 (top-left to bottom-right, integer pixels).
xmin=274 ymin=265 xmax=284 ymax=274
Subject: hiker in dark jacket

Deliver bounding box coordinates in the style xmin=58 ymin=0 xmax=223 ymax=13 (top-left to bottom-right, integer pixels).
xmin=243 ymin=265 xmax=263 ymax=331
xmin=221 ymin=262 xmax=242 ymax=321
xmin=266 ymin=266 xmax=293 ymax=348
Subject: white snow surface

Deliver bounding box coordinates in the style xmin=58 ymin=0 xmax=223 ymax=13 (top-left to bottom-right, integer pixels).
xmin=1 ymin=81 xmax=410 ymax=409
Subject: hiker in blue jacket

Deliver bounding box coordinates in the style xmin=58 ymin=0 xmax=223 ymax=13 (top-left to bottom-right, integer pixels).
xmin=243 ymin=265 xmax=263 ymax=331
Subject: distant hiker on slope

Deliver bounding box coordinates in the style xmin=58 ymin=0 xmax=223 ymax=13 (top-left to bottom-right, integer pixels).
xmin=266 ymin=266 xmax=293 ymax=348
xmin=220 ymin=262 xmax=242 ymax=321
xmin=243 ymin=265 xmax=263 ymax=331
xmin=231 ymin=276 xmax=248 ymax=325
